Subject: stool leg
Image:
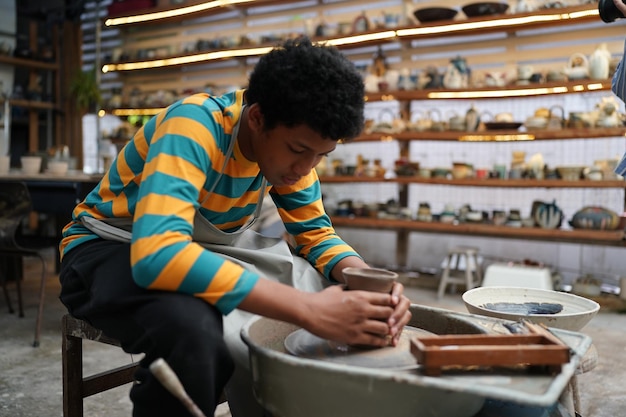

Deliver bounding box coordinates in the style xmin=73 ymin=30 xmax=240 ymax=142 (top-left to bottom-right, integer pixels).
xmin=62 ymin=315 xmax=84 ymax=417
xmin=33 ymin=254 xmax=47 ymax=347
xmin=438 ymin=255 xmax=452 ymax=299
xmin=465 ymin=261 xmax=474 ymax=291
xmin=472 ymin=253 xmax=481 ymax=286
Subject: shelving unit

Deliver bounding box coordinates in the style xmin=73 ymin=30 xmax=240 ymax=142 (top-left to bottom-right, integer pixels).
xmin=97 ymin=0 xmax=626 ymax=275
xmin=0 ymin=20 xmax=62 ymax=155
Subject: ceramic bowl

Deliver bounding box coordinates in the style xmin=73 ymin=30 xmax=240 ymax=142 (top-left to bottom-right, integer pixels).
xmin=462 ymin=286 xmax=600 ymax=331
xmin=48 ymin=160 xmax=69 ymax=175
xmin=342 ymin=267 xmax=398 ymax=293
xmin=462 ymin=2 xmax=509 ymax=18
xmin=556 ymin=166 xmax=585 ymax=181
xmin=20 ymin=156 xmax=42 ymax=175
xmin=413 ymin=7 xmax=458 ymax=23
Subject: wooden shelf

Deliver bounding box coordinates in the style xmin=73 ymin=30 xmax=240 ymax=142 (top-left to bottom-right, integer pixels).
xmin=1 ymin=98 xmax=57 ymax=111
xmin=103 ymin=4 xmax=600 ymax=72
xmin=355 ymin=126 xmax=626 ymax=142
xmin=364 ymin=80 xmax=613 ymax=102
xmin=320 ymin=176 xmax=626 ymax=189
xmin=0 ymin=54 xmax=58 ymax=70
xmin=330 ymin=216 xmax=626 ymax=246
xmin=107 ymin=0 xmax=289 ymax=26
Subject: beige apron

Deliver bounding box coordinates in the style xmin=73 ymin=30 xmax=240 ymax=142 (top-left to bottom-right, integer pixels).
xmin=82 ymin=115 xmax=329 ymax=416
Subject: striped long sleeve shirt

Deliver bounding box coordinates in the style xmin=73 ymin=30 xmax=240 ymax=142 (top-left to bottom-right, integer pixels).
xmin=60 ymin=90 xmax=360 ymax=314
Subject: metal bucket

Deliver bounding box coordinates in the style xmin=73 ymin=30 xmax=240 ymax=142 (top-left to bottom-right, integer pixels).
xmin=241 ymin=304 xmax=591 ymax=417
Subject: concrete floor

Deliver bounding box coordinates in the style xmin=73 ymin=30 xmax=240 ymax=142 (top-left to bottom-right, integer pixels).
xmin=1 ymin=249 xmax=625 ymax=417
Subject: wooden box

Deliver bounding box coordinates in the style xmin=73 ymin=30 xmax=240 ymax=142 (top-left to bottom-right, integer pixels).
xmin=410 ymin=324 xmax=570 ymax=376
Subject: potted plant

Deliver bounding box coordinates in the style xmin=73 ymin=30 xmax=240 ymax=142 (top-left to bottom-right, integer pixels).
xmin=69 ymin=68 xmax=101 ymax=113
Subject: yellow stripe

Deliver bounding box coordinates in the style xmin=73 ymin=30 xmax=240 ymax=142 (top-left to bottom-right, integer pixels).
xmin=200 ymin=188 xmax=263 ymax=212
xmin=148 ymin=243 xmax=203 ymax=290
xmin=294 ymin=228 xmax=335 ymax=256
xmin=133 ymin=127 xmax=150 ymax=160
xmin=131 ymin=231 xmax=192 ymax=267
xmin=278 ymin=200 xmax=324 ymax=224
xmin=152 ymin=117 xmax=226 ymax=173
xmin=182 ymin=94 xmax=209 ymax=106
xmin=136 ymin=193 xmax=196 ymax=219
xmin=143 ymin=153 xmax=206 ymax=189
xmin=199 ymin=261 xmax=243 ymax=304
xmin=317 ymin=244 xmax=353 ymax=265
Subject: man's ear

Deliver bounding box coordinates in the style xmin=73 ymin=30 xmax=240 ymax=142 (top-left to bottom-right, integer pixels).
xmin=247 ymin=103 xmax=264 ymax=132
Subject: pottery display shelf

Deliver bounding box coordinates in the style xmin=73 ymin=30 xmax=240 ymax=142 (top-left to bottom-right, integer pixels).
xmin=330 ymin=216 xmax=626 ymax=247
xmin=320 ymin=176 xmax=626 ymax=188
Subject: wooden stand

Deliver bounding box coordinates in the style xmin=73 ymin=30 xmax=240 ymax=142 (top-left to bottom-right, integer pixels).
xmin=410 ymin=321 xmax=570 ymax=376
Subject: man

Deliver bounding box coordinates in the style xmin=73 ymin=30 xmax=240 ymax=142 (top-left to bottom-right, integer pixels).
xmin=59 ymin=37 xmax=411 ymax=417
xmin=609 ymin=0 xmax=626 ymax=176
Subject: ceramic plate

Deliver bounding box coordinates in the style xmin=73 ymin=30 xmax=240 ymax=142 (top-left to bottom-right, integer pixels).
xmin=284 ymin=326 xmax=432 ymax=370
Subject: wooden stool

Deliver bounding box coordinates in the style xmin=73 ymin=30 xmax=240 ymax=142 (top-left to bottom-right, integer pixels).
xmin=62 ymin=314 xmax=139 ymax=417
xmin=437 ymin=246 xmax=482 ymax=299
xmin=62 ymin=314 xmax=227 ymax=416
xmin=560 ymin=343 xmax=598 ymax=416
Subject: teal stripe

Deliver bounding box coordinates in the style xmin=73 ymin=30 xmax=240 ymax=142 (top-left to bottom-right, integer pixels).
xmin=134 ymin=213 xmax=193 ymax=238
xmin=199 ymin=204 xmax=256 ymax=227
xmin=160 ymin=98 xmax=231 ymax=156
xmin=146 ymin=134 xmax=210 ymax=171
xmin=132 ymin=241 xmax=189 ymax=287
xmin=179 ymin=250 xmax=225 ymax=293
xmin=142 ymin=113 xmax=157 ymax=139
xmin=122 ymin=142 xmax=145 ymax=174
xmin=210 ymin=174 xmax=264 ymax=199
xmin=139 ymin=171 xmax=201 ymax=203
xmin=215 ymin=270 xmax=259 ymax=314
xmin=284 ymin=214 xmax=331 ymax=236
xmin=273 ymin=182 xmax=320 ymax=211
xmin=322 ymin=251 xmax=361 ymax=279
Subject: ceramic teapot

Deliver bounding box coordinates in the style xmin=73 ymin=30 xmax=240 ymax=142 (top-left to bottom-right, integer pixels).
xmin=448 ymin=111 xmax=466 ymax=131
xmin=564 ymin=53 xmax=589 ymax=80
xmin=589 ymin=43 xmax=611 ymax=80
xmin=532 ymin=200 xmax=563 ymax=229
xmin=408 ymin=110 xmax=432 ymax=132
xmin=595 ymin=96 xmax=621 ymax=128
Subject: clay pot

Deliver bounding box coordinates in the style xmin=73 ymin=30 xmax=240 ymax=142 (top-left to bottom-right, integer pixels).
xmin=342 ymin=267 xmax=398 ymax=293
xmin=569 ymin=206 xmax=620 ymax=230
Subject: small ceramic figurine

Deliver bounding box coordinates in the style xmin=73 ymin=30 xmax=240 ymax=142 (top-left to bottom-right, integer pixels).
xmin=443 ymin=56 xmax=470 ymax=89
xmin=465 ymin=104 xmax=481 ymax=132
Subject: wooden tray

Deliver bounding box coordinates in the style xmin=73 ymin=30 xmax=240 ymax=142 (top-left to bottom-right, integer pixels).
xmin=410 ymin=322 xmax=571 ymax=376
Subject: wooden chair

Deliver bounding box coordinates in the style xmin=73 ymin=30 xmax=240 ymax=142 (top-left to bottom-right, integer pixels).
xmin=62 ymin=314 xmax=227 ymax=416
xmin=0 ymin=181 xmax=51 ymax=347
xmin=62 ymin=314 xmax=139 ymax=417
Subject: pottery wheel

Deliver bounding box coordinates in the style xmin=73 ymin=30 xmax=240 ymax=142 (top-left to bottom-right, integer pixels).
xmin=284 ymin=326 xmax=432 ymax=370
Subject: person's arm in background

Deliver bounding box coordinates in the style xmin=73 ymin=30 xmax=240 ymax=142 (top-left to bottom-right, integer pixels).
xmin=611 ymin=0 xmax=626 ymax=177
xmin=612 ymin=0 xmax=626 ymax=101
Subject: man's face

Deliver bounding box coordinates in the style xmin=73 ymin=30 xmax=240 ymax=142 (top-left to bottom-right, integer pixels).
xmin=254 ymin=123 xmax=336 ymax=187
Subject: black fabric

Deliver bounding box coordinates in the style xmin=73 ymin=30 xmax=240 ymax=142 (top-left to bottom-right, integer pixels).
xmin=59 ymin=239 xmax=234 ymax=417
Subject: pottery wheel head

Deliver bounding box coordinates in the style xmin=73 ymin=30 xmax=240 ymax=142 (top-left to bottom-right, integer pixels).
xmin=284 ymin=326 xmax=432 ymax=370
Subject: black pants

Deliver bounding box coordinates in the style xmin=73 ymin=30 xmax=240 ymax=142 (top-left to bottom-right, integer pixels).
xmin=59 ymin=239 xmax=234 ymax=417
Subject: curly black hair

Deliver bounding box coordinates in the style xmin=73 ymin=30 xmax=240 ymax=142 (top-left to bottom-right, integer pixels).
xmin=246 ymin=37 xmax=365 ymax=141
